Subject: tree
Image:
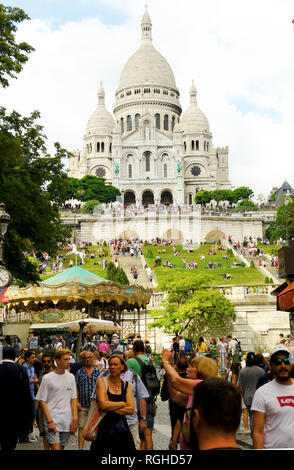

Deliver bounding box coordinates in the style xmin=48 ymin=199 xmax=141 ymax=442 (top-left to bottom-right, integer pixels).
xmin=0 ymin=4 xmax=34 ymax=87
xmin=79 ymin=200 xmax=101 ymax=214
xmin=106 ymin=262 xmax=129 ymax=285
xmin=67 ymin=175 xmax=120 ymax=203
xmin=149 ymin=278 xmax=235 ymax=336
xmin=232 ymin=199 xmax=259 ymax=213
xmin=233 ymin=186 xmax=254 ymax=203
xmin=266 ymin=196 xmax=294 ymax=242
xmin=0 ymin=107 xmax=71 ymax=284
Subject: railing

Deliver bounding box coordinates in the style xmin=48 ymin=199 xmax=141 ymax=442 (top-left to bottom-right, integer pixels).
xmin=150 ymin=284 xmax=277 ymax=306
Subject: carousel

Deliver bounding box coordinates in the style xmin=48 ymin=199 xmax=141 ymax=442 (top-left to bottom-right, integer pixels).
xmin=6 ymin=266 xmax=152 ymax=348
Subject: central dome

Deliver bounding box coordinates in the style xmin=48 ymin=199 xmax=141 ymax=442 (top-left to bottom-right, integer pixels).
xmin=119 ymin=43 xmax=176 ymax=89
xmin=118 ymin=6 xmax=176 ymax=90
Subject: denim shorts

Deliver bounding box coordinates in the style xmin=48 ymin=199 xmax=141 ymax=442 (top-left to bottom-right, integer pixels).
xmin=138 ymin=397 xmax=156 ymax=430
xmin=45 ymin=430 xmax=71 ymax=447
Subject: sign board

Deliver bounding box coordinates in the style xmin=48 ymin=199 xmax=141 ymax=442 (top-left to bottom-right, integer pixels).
xmin=29 ymin=336 xmax=38 ymax=349
xmin=0 ymin=287 xmax=9 ymax=303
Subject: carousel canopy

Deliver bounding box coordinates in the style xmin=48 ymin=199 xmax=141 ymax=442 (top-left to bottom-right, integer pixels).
xmin=7 ymin=266 xmax=152 ymax=310
xmin=42 ymin=266 xmax=109 ymax=286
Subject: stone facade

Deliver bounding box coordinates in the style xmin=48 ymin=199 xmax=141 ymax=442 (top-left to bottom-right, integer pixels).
xmin=68 ymin=7 xmax=231 ymax=205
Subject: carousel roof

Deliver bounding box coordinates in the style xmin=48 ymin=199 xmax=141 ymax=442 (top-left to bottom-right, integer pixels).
xmin=41 ymin=266 xmax=110 ymax=287
xmin=7 ymin=266 xmax=152 ymax=310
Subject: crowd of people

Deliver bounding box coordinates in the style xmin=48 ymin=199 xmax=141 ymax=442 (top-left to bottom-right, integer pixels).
xmin=2 ymin=329 xmax=294 ymax=453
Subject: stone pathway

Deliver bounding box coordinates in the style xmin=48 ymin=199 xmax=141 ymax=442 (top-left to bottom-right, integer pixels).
xmin=115 ymin=252 xmax=151 ymax=289
xmin=15 ymin=399 xmax=252 ymax=451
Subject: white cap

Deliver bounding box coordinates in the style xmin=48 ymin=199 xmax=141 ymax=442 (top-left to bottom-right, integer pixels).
xmin=269 ymin=344 xmax=290 ymax=360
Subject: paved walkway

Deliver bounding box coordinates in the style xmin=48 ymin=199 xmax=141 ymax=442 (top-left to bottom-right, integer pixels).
xmin=115 ymin=251 xmax=151 ymax=289
xmin=16 ymin=399 xmax=252 ymax=451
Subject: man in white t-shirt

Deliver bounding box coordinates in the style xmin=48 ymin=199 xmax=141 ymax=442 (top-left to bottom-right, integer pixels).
xmin=36 ymin=349 xmax=78 ymax=450
xmin=252 ymin=344 xmax=294 ymax=449
xmin=179 ymin=336 xmax=185 ymax=355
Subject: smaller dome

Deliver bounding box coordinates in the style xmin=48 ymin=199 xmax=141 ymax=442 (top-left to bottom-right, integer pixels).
xmin=86 ymin=82 xmax=115 ymax=135
xmin=180 ymin=81 xmax=210 ymax=134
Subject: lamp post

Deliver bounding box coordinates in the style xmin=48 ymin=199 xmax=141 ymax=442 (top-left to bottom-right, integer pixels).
xmin=0 ymin=203 xmax=12 ymax=340
xmin=0 ymin=203 xmax=10 ymax=265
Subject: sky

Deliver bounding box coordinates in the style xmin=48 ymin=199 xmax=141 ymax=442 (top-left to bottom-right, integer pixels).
xmin=1 ymin=0 xmax=294 ymax=201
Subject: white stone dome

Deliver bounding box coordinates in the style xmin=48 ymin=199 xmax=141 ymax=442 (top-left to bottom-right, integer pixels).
xmin=118 ymin=43 xmax=176 ymax=89
xmin=86 ymin=82 xmax=115 ymax=135
xmin=118 ymin=7 xmax=176 ymax=90
xmin=181 ymin=81 xmax=210 ymax=134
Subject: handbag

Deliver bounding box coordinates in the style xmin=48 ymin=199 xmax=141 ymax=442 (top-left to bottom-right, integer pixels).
xmin=82 ymin=377 xmax=107 ymax=441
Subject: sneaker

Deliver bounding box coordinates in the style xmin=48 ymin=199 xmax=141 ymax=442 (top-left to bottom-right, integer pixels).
xmin=28 ymin=432 xmax=38 ymax=442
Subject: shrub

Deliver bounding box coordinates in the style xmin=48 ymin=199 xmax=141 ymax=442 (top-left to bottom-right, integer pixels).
xmin=250 ymin=261 xmax=256 ymax=269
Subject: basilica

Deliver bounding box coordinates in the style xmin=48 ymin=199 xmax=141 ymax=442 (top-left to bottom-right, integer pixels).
xmin=68 ymin=7 xmax=231 ymax=206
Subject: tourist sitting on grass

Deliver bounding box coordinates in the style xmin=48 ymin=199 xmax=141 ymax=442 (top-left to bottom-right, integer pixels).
xmin=222 ymin=273 xmax=231 ymax=280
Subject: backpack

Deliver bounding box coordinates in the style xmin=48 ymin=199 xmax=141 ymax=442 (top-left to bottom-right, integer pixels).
xmin=145 ymin=345 xmax=152 ymax=355
xmin=134 ymin=357 xmax=160 ymax=399
xmin=185 ymin=341 xmax=191 ymax=352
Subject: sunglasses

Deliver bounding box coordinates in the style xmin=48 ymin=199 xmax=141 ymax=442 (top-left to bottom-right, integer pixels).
xmin=272 ymin=357 xmax=291 ymax=366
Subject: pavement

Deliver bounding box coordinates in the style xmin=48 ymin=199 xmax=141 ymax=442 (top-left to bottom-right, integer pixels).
xmin=15 ymin=399 xmax=252 ymax=451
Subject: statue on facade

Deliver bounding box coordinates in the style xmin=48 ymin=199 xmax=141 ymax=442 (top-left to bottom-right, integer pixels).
xmin=114 ymin=162 xmax=119 ymax=176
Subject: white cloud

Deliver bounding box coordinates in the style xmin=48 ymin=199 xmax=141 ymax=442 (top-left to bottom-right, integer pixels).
xmin=1 ymin=0 xmax=293 ymax=199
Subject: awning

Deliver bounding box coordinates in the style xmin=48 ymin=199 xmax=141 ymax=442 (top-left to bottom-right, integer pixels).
xmin=276 ymin=281 xmax=294 ymax=311
xmin=30 ymin=323 xmax=67 ymax=330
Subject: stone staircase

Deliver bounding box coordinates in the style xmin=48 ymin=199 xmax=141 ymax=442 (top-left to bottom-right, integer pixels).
xmin=115 ymin=251 xmax=152 ymax=289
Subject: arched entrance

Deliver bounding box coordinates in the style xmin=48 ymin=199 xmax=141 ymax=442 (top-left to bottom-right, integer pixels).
xmin=124 ymin=191 xmax=136 ymax=205
xmin=142 ymin=190 xmax=154 ymax=206
xmin=205 ymin=230 xmax=226 ymax=243
xmin=160 ymin=190 xmax=173 ymax=205
xmin=162 ymin=229 xmax=184 ymax=242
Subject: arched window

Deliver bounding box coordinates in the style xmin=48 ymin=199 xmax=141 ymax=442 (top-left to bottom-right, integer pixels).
xmin=97 ymin=142 xmax=100 ymax=152
xmin=164 ymin=114 xmax=169 ymax=131
xmin=191 ymin=140 xmax=194 ymax=151
xmin=184 ymin=141 xmax=186 ymax=152
xmin=196 ymin=140 xmax=199 ymax=150
xmin=128 ymin=164 xmax=132 ymax=178
xmin=101 ymin=142 xmax=104 ymax=152
xmin=204 ymin=141 xmax=206 ymax=151
xmin=89 ymin=143 xmax=92 ymax=153
xmin=207 ymin=142 xmax=209 ymax=152
xmin=135 ymin=114 xmax=140 ymax=129
xmin=109 ymin=143 xmax=112 ymax=153
xmin=155 ymin=113 xmax=160 ymax=129
xmin=120 ymin=118 xmax=124 ymax=134
xmin=163 ymin=163 xmax=168 ymax=178
xmin=145 ymin=152 xmax=151 ymax=172
xmin=189 ymin=193 xmax=193 ymax=205
xmin=127 ymin=115 xmax=132 ymax=132
xmin=172 ymin=116 xmax=175 ymax=131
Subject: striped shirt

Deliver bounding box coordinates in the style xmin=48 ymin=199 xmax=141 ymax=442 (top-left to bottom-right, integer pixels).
xmin=75 ymin=366 xmax=100 ymax=408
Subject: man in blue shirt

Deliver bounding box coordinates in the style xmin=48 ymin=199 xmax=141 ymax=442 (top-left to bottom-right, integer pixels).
xmin=75 ymin=350 xmax=100 ymax=449
xmin=22 ymin=350 xmax=38 ymax=442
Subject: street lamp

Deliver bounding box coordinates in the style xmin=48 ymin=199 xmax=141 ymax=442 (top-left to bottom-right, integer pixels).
xmin=0 ymin=203 xmax=12 ymax=340
xmin=0 ymin=203 xmax=10 ymax=265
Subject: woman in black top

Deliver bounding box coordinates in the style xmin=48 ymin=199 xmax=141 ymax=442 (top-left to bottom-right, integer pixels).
xmin=91 ymin=354 xmax=135 ymax=454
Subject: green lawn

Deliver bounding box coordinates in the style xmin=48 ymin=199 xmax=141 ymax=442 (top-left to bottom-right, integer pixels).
xmin=142 ymin=244 xmax=266 ymax=289
xmin=40 ymin=245 xmax=112 ymax=282
xmin=257 ymin=243 xmax=282 ymax=257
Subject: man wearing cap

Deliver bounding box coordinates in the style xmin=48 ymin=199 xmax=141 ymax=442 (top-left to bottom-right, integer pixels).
xmin=252 ymin=345 xmax=294 ymax=449
xmin=238 ymin=352 xmax=264 ymax=433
